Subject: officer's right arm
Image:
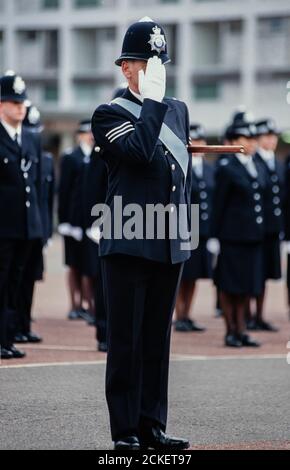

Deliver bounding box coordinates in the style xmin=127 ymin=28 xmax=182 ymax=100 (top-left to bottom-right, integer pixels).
xmin=92 ymin=99 xmax=168 ymax=166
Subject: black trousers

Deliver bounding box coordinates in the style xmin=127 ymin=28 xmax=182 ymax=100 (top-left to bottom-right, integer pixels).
xmin=93 ymin=258 xmax=107 ymax=344
xmin=16 ymin=241 xmax=43 ymax=335
xmin=0 ymin=239 xmax=34 ymax=348
xmin=102 ymin=254 xmax=183 ymax=440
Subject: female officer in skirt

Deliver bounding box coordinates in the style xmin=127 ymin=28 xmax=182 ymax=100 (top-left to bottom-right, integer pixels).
xmin=175 ymin=124 xmax=214 ymax=332
xmin=211 ymin=121 xmax=263 ymax=348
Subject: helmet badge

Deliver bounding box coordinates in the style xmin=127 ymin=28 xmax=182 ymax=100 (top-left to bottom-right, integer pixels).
xmin=148 ymin=25 xmax=166 ymax=54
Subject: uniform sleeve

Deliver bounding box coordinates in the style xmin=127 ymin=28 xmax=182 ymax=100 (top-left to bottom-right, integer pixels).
xmin=210 ymin=165 xmax=231 ymax=238
xmin=58 ymin=153 xmax=75 ymax=224
xmin=92 ymin=98 xmax=168 ymax=167
xmin=48 ymin=159 xmax=55 ymax=239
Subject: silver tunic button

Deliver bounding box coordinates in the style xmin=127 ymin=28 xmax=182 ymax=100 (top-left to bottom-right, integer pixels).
xmin=4 ymin=158 xmax=8 ymax=164
xmin=200 ymin=191 xmax=207 ymax=199
xmin=254 ymin=193 xmax=260 ymax=201
xmin=165 ymin=150 xmax=169 ymax=156
xmin=26 ymin=187 xmax=31 ymax=193
xmin=26 ymin=201 xmax=31 ymax=208
xmin=24 ymin=173 xmax=28 ymax=179
xmin=172 ymin=186 xmax=176 ymax=192
xmin=274 ymin=208 xmax=281 ymax=217
xmin=201 ymin=213 xmax=208 ymax=221
xmin=256 ymin=216 xmax=263 ymax=224
xmin=273 ymin=196 xmax=280 ymax=205
xmin=254 ymin=205 xmax=261 ymax=213
xmin=252 ymin=182 xmax=259 ymax=189
xmin=95 ymin=146 xmax=101 ymax=153
xmin=199 ymin=181 xmax=206 ymax=189
xmin=272 ymin=185 xmax=279 ymax=194
xmin=171 ymin=164 xmax=175 ymax=171
xmin=271 ymin=175 xmax=278 ymax=183
xmin=201 ymin=202 xmax=208 ymax=210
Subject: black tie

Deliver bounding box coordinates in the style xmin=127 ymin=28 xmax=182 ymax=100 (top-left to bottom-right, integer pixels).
xmin=14 ymin=133 xmax=22 ymax=154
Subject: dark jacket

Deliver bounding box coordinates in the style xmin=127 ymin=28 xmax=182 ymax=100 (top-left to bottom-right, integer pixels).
xmin=191 ymin=161 xmax=215 ymax=239
xmin=41 ymin=152 xmax=55 ymax=242
xmin=211 ymin=155 xmax=265 ymax=243
xmin=91 ymin=89 xmax=192 ymax=264
xmin=58 ymin=146 xmax=85 ymax=225
xmin=254 ymin=152 xmax=284 ymax=236
xmin=0 ymin=122 xmax=43 ymax=240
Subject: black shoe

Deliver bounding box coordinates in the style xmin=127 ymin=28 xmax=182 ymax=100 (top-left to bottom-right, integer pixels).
xmin=26 ymin=332 xmax=43 ymax=343
xmin=186 ymin=319 xmax=206 ymax=332
xmin=174 ymin=320 xmax=192 ymax=332
xmin=67 ymin=310 xmax=83 ymax=320
xmin=114 ymin=435 xmax=140 ymax=450
xmin=8 ymin=346 xmax=26 ymax=358
xmin=256 ymin=320 xmax=279 ymax=332
xmin=14 ymin=333 xmax=28 ymax=343
xmin=98 ymin=342 xmax=108 ymax=353
xmin=239 ymin=333 xmax=261 ymax=347
xmin=225 ymin=334 xmax=242 ymax=348
xmin=1 ymin=348 xmax=13 ymax=359
xmin=246 ymin=319 xmax=258 ymax=331
xmin=139 ymin=426 xmax=190 ymax=451
xmin=86 ymin=313 xmax=96 ymax=326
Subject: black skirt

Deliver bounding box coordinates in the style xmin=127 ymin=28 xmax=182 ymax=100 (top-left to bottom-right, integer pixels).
xmin=263 ymin=234 xmax=281 ymax=280
xmin=63 ymin=236 xmax=82 ymax=270
xmin=182 ymin=238 xmax=213 ymax=281
xmin=215 ymin=241 xmax=264 ymax=296
xmin=81 ymin=236 xmax=100 ymax=278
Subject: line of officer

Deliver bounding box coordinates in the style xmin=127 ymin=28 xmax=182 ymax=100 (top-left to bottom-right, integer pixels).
xmin=175 ymin=124 xmax=214 ymax=332
xmin=13 ymin=103 xmax=55 ymax=345
xmin=0 ymin=73 xmax=43 ymax=359
xmin=247 ymin=118 xmax=283 ymax=332
xmin=211 ymin=120 xmax=263 ymax=348
xmin=58 ymin=121 xmax=94 ymax=320
xmin=69 ymin=132 xmax=109 ymax=352
xmin=285 ymin=153 xmax=290 ymax=316
xmin=92 ymin=18 xmax=191 ymax=450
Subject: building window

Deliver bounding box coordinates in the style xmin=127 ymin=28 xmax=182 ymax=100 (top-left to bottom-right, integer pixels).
xmin=194 ymin=82 xmax=219 ymax=100
xmin=74 ymin=0 xmax=102 ymax=7
xmin=44 ymin=84 xmax=58 ymax=102
xmin=42 ymin=0 xmax=59 ymax=8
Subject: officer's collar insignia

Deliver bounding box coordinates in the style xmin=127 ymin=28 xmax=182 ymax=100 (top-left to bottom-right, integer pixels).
xmin=148 ymin=25 xmax=166 ymax=53
xmin=13 ymin=76 xmax=26 ymax=95
xmin=28 ymin=106 xmax=40 ymax=125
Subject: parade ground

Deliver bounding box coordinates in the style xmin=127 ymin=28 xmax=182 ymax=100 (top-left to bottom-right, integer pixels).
xmin=1 ymin=237 xmax=290 ymax=450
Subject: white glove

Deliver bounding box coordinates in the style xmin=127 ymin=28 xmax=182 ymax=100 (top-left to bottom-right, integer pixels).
xmin=283 ymin=241 xmax=290 ymax=254
xmin=138 ymin=56 xmax=166 ymax=103
xmin=70 ymin=226 xmax=83 ymax=242
xmin=58 ymin=223 xmax=71 ymax=236
xmin=206 ymin=238 xmax=221 ymax=255
xmin=86 ymin=227 xmax=101 ymax=245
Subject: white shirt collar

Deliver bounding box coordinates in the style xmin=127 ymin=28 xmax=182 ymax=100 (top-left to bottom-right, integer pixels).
xmin=258 ymin=147 xmax=275 ymax=162
xmin=235 ymin=153 xmax=253 ymax=165
xmin=80 ymin=142 xmax=93 ymax=159
xmin=1 ymin=119 xmax=22 ymax=144
xmin=129 ymin=88 xmax=143 ymax=103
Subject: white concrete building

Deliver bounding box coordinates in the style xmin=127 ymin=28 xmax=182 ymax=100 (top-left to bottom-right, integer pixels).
xmin=0 ymin=0 xmax=289 ymax=146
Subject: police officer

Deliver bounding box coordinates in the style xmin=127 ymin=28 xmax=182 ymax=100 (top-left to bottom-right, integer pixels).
xmin=211 ymin=121 xmax=263 ymax=348
xmin=0 ymin=73 xmax=43 ymax=359
xmin=249 ymin=119 xmax=282 ymax=332
xmin=175 ymin=124 xmax=214 ymax=332
xmin=92 ymin=17 xmax=191 ymax=450
xmin=14 ymin=103 xmax=54 ymax=344
xmin=58 ymin=120 xmax=94 ymax=320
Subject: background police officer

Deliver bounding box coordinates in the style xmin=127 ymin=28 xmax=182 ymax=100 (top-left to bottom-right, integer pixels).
xmin=0 ymin=73 xmax=43 ymax=359
xmin=58 ymin=120 xmax=94 ymax=321
xmin=175 ymin=124 xmax=213 ymax=333
xmin=92 ymin=17 xmax=191 ymax=450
